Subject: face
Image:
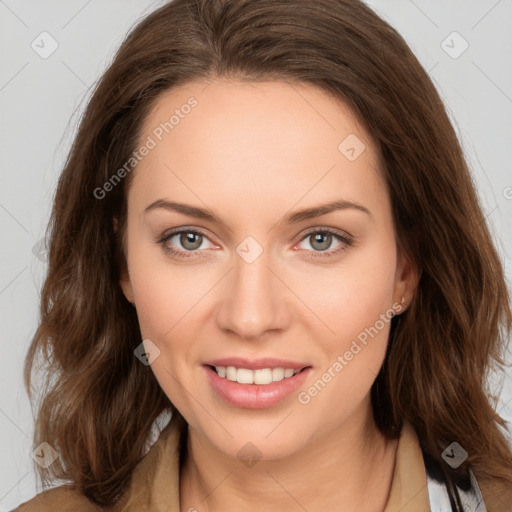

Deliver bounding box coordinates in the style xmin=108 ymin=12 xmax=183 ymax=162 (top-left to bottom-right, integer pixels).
xmin=119 ymin=78 xmax=417 ymax=460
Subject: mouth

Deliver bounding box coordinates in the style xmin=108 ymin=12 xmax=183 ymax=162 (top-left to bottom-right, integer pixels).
xmin=203 ymin=363 xmax=313 ymax=409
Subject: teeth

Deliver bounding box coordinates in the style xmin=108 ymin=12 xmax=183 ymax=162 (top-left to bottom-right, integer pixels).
xmin=214 ymin=366 xmax=301 ymax=385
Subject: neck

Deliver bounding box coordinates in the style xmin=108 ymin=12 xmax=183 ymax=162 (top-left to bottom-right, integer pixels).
xmin=179 ymin=401 xmax=399 ymax=512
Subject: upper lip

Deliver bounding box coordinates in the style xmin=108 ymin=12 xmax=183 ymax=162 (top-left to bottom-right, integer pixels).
xmin=203 ymin=357 xmax=311 ymax=371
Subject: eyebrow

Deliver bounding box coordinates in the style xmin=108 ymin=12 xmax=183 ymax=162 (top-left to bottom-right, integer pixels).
xmin=144 ymin=198 xmax=371 ymax=225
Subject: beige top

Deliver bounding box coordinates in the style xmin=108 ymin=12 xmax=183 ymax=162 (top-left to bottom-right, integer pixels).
xmin=14 ymin=415 xmax=507 ymax=511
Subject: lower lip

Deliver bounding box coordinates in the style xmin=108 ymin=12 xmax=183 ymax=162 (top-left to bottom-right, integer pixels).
xmin=203 ymin=365 xmax=312 ymax=409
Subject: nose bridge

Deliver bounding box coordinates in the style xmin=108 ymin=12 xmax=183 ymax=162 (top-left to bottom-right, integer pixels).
xmin=215 ymin=239 xmax=288 ymax=339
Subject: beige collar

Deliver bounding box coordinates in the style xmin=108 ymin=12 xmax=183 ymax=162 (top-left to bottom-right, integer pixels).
xmin=384 ymin=420 xmax=430 ymax=511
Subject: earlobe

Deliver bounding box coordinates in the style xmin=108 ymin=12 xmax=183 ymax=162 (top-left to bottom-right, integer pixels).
xmin=118 ymin=258 xmax=135 ymax=304
xmin=114 ymin=216 xmax=134 ymax=304
xmin=119 ymin=274 xmax=135 ymax=305
xmin=393 ymin=250 xmax=420 ymax=313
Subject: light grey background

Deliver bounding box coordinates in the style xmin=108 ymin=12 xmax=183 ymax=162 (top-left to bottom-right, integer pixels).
xmin=1 ymin=1 xmax=511 ymax=509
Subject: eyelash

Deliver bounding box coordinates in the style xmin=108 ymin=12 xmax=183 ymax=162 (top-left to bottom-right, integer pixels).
xmin=156 ymin=226 xmax=354 ymax=260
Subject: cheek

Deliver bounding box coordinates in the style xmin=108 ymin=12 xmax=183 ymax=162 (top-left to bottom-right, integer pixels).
xmin=127 ymin=254 xmax=203 ymax=407
xmin=130 ymin=261 xmax=203 ymax=341
xmin=305 ymin=244 xmax=397 ymax=339
xmin=297 ymin=238 xmax=397 ymax=400
xmin=125 ymin=228 xmax=184 ymax=339
xmin=296 ymin=260 xmax=396 ymax=422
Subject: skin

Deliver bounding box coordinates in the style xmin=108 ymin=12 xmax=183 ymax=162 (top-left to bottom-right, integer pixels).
xmin=119 ymin=78 xmax=419 ymax=512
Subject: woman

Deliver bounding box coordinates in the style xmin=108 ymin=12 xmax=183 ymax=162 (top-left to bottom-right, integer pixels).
xmin=18 ymin=0 xmax=512 ymax=511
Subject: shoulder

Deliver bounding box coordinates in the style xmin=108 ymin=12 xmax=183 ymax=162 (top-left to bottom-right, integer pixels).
xmin=15 ymin=484 xmax=104 ymax=512
xmin=15 ymin=413 xmax=186 ymax=512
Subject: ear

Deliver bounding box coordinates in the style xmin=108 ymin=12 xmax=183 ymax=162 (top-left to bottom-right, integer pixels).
xmin=113 ymin=216 xmax=135 ymax=304
xmin=392 ymin=248 xmax=420 ymax=314
xmin=119 ymin=261 xmax=135 ymax=304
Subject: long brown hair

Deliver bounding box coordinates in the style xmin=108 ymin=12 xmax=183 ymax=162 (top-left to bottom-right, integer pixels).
xmin=24 ymin=0 xmax=512 ymax=508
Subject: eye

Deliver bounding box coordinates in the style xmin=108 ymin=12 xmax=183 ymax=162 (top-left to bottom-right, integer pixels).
xmin=294 ymin=228 xmax=353 ymax=258
xmin=157 ymin=228 xmax=215 ymax=259
xmin=157 ymin=226 xmax=354 ymax=260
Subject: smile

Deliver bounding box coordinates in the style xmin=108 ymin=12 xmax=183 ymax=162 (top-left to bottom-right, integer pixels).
xmin=204 ymin=365 xmax=312 ymax=409
xmin=210 ymin=365 xmax=303 ymax=384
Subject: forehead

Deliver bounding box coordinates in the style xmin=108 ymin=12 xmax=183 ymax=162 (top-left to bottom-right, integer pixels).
xmin=130 ymin=78 xmax=385 ymax=218
xmin=140 ymin=78 xmax=375 ymax=159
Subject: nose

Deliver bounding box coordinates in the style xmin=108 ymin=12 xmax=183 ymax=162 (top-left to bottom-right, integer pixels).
xmin=215 ymin=246 xmax=291 ymax=340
